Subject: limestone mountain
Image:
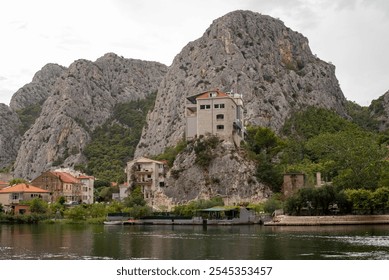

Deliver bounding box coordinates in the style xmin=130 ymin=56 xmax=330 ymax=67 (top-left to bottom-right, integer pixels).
xmin=135 ymin=10 xmax=348 ymax=157
xmin=0 ymin=104 xmax=21 ymax=170
xmin=12 ymin=53 xmax=167 ymax=180
xmin=10 ymin=63 xmax=66 ymax=111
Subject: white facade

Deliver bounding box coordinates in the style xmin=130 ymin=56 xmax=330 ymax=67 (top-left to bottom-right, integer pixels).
xmin=186 ymin=89 xmax=245 ymax=146
xmin=124 ymin=157 xmax=167 ymax=204
xmin=78 ymin=175 xmax=94 ymax=204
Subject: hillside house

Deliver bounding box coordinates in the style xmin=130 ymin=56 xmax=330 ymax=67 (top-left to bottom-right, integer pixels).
xmin=0 ymin=183 xmax=51 ymax=214
xmin=123 ymin=157 xmax=167 ymax=204
xmin=31 ymin=171 xmax=86 ymax=203
xmin=186 ymin=89 xmax=245 ymax=146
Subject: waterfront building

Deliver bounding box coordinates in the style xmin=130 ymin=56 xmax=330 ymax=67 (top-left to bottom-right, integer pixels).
xmin=123 ymin=157 xmax=167 ymax=205
xmin=0 ymin=183 xmax=51 ymax=214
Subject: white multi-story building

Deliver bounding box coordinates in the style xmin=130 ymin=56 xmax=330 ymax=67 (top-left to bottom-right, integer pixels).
xmin=123 ymin=157 xmax=167 ymax=204
xmin=186 ymin=89 xmax=245 ymax=146
xmin=77 ymin=175 xmax=94 ymax=204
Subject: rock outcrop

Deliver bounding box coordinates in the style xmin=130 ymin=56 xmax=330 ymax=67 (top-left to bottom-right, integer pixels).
xmin=135 ymin=10 xmax=348 ymax=157
xmin=10 ymin=63 xmax=66 ymax=111
xmin=369 ymin=90 xmax=389 ymax=131
xmin=0 ymin=104 xmax=21 ymax=170
xmin=12 ymin=53 xmax=167 ymax=180
xmin=161 ymin=139 xmax=271 ymax=206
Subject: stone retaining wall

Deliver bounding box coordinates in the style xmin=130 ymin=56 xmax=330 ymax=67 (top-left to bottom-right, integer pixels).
xmin=264 ymin=215 xmax=389 ymax=226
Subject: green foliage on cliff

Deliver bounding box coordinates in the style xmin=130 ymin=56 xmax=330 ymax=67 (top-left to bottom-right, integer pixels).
xmin=16 ymin=103 xmax=42 ymax=134
xmin=193 ymin=135 xmax=220 ymax=168
xmin=154 ymin=139 xmax=187 ymax=167
xmin=346 ymin=101 xmax=379 ymax=131
xmin=282 ymin=107 xmax=357 ymax=140
xmin=77 ymin=92 xmax=156 ymax=182
xmin=243 ymin=126 xmax=285 ymax=192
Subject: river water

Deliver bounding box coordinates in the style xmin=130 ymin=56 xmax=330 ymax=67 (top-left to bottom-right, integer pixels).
xmin=1 ymin=223 xmax=389 ymax=260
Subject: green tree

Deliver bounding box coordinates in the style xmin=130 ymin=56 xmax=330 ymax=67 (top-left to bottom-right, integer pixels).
xmin=96 ymin=186 xmax=119 ymax=202
xmin=282 ymin=107 xmax=358 ymax=140
xmin=244 ymin=126 xmax=285 ymax=192
xmin=263 ymin=194 xmax=283 ymax=214
xmin=123 ymin=186 xmax=146 ymax=207
xmin=344 ymin=189 xmax=374 ymax=214
xmin=65 ymin=205 xmax=87 ymax=221
xmin=29 ymin=198 xmax=48 ymax=214
xmin=372 ymin=187 xmax=389 ymax=214
xmin=9 ymin=178 xmax=28 ymax=185
xmin=305 ymin=130 xmax=387 ymax=189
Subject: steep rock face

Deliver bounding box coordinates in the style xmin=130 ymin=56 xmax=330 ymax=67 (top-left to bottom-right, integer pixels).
xmin=369 ymin=90 xmax=389 ymax=131
xmin=13 ymin=53 xmax=167 ymax=180
xmin=136 ymin=10 xmax=347 ymax=157
xmin=0 ymin=104 xmax=22 ymax=170
xmin=158 ymin=140 xmax=271 ymax=206
xmin=10 ymin=63 xmax=66 ymax=111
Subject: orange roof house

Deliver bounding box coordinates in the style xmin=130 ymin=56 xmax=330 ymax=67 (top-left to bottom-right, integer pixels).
xmin=31 ymin=171 xmax=82 ymax=203
xmin=0 ymin=183 xmax=50 ymax=194
xmin=0 ymin=183 xmax=51 ymax=214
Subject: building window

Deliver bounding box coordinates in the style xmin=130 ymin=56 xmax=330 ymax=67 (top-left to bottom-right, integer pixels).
xmin=216 ymin=114 xmax=224 ymax=120
xmin=209 ymin=92 xmax=217 ymax=97
xmin=214 ymin=104 xmax=219 ymax=109
xmin=217 ymin=125 xmax=224 ymax=130
xmin=200 ymin=105 xmax=206 ymax=109
xmin=205 ymin=105 xmax=211 ymax=109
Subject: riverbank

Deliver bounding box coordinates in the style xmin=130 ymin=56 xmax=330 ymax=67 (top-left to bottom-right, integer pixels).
xmin=264 ymin=214 xmax=389 ymax=226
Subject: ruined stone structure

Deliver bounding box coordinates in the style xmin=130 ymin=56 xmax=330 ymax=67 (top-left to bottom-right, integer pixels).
xmin=281 ymin=172 xmax=306 ymax=197
xmin=124 ymin=157 xmax=168 ymax=208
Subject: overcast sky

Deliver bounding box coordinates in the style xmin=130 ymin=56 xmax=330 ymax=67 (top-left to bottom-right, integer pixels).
xmin=0 ymin=0 xmax=388 ymax=106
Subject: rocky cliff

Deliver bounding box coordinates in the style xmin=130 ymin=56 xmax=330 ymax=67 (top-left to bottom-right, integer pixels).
xmin=153 ymin=138 xmax=271 ymax=208
xmin=12 ymin=53 xmax=167 ymax=180
xmin=0 ymin=104 xmax=22 ymax=170
xmin=10 ymin=64 xmax=66 ymax=111
xmin=135 ymin=10 xmax=348 ymax=157
xmin=369 ymin=90 xmax=389 ymax=131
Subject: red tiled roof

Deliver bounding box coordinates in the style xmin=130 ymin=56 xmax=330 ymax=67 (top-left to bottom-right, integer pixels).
xmin=51 ymin=172 xmax=80 ymax=184
xmin=135 ymin=156 xmax=165 ymax=164
xmin=77 ymin=175 xmax=94 ymax=179
xmin=196 ymin=89 xmax=229 ymax=100
xmin=0 ymin=183 xmax=50 ymax=194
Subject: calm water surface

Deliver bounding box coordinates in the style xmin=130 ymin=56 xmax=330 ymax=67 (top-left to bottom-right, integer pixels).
xmin=1 ymin=223 xmax=389 ymax=260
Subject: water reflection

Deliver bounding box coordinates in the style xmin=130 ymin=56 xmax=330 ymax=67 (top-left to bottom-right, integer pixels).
xmin=1 ymin=223 xmax=389 ymax=260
